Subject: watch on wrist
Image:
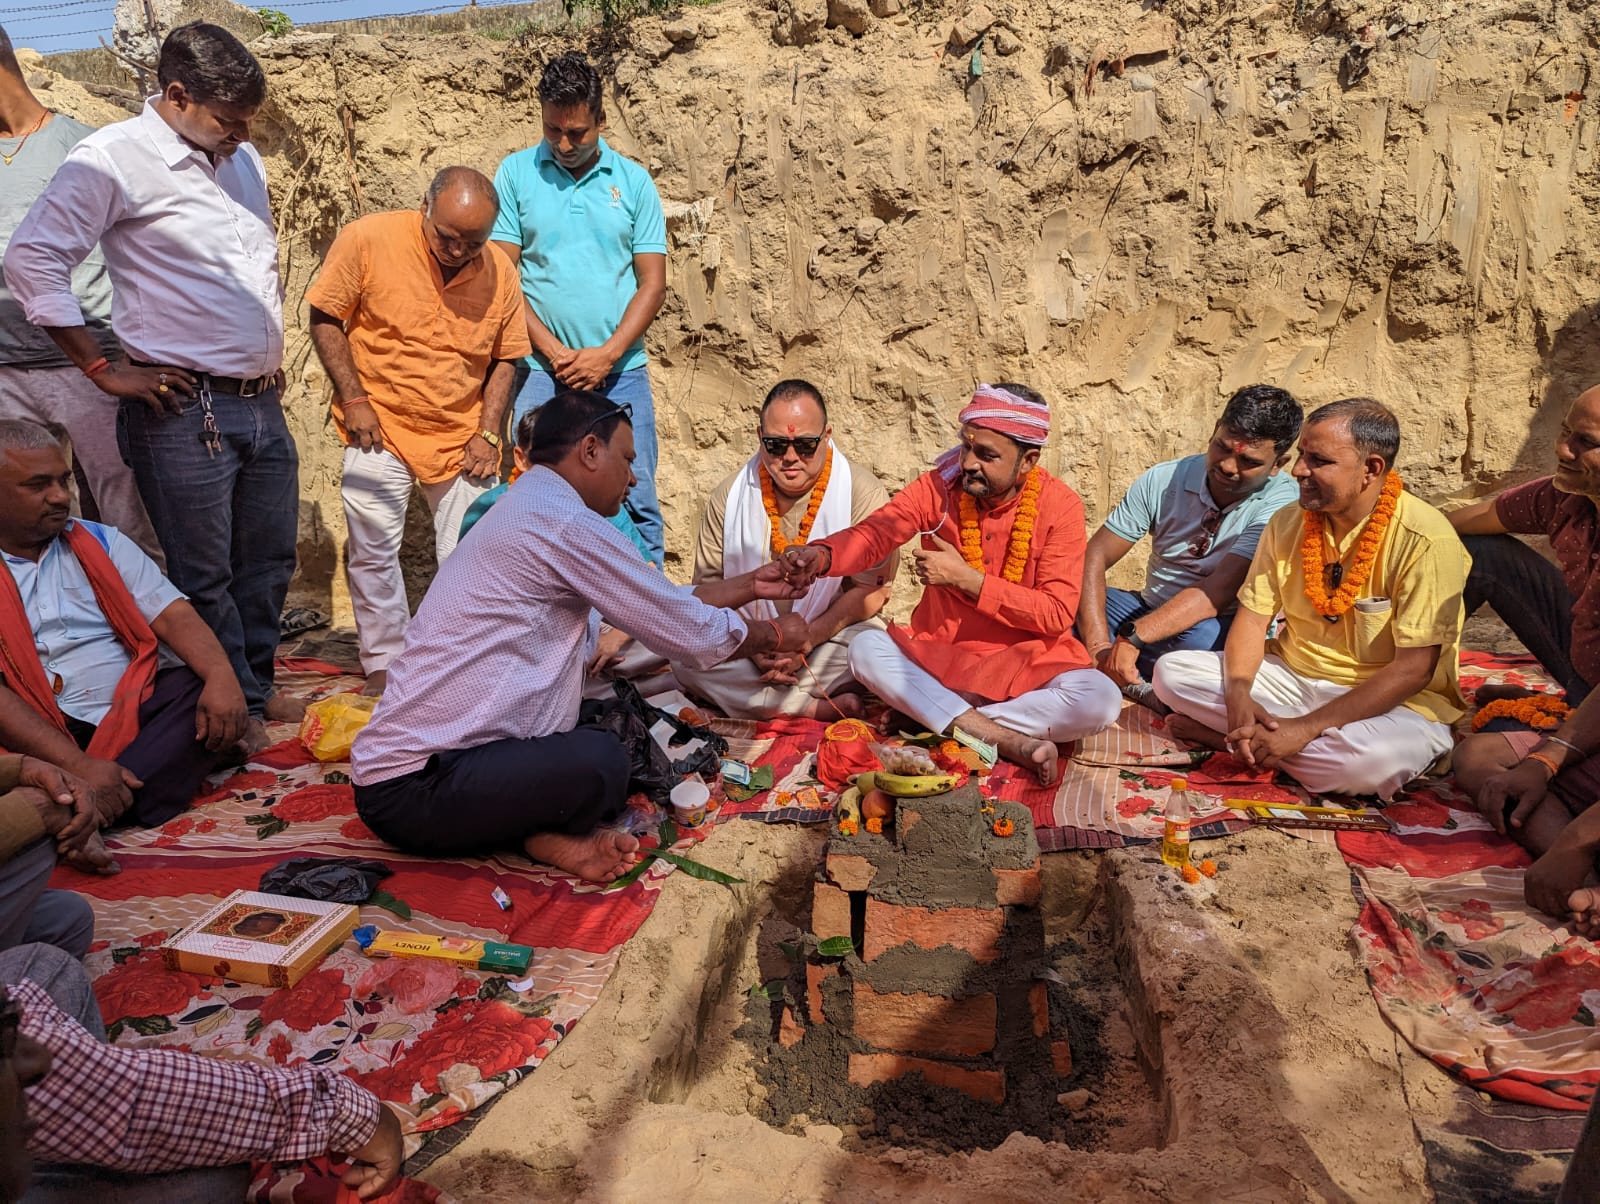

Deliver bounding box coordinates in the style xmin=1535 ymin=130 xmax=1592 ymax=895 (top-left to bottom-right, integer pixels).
xmin=477 ymin=429 xmax=502 ymax=449
xmin=1115 ymin=617 xmax=1148 ymax=651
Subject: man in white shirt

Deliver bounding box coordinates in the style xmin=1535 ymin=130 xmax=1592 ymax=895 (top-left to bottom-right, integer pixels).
xmin=3 ymin=23 xmax=298 ymax=749
xmin=352 ymin=390 xmax=811 ymax=882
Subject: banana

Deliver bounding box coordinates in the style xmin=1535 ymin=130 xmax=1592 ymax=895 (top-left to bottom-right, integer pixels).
xmin=875 ymin=771 xmax=963 ymax=797
xmin=835 ymin=786 xmax=862 ymax=826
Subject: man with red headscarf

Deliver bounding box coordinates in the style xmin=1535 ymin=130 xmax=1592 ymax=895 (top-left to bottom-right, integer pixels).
xmin=781 ymin=383 xmax=1120 ymax=784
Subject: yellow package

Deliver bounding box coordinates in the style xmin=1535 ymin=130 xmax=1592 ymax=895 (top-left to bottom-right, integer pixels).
xmin=298 ymin=692 xmax=378 ymax=762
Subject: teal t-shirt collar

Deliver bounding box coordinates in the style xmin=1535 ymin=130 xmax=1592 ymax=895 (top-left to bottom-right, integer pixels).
xmin=534 ymin=137 xmax=616 ymax=180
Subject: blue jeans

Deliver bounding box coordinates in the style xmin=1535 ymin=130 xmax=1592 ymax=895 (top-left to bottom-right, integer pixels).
xmin=1101 ymin=587 xmax=1232 ymax=680
xmin=512 ymin=367 xmax=663 ymax=565
xmin=118 ymin=387 xmax=298 ymax=716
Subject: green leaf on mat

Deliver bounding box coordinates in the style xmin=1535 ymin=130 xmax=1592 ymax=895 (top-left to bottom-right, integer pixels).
xmin=816 ymin=936 xmax=854 ymax=959
xmin=121 ymin=1013 xmax=176 ymax=1037
xmin=777 ymin=941 xmax=802 ymax=962
xmin=367 ymin=890 xmax=412 ymax=920
xmin=653 ymin=849 xmax=744 ymax=885
xmin=658 ymin=818 xmax=679 ymax=846
xmin=244 ymin=813 xmax=289 ymax=840
xmin=603 ymin=853 xmax=660 ymax=892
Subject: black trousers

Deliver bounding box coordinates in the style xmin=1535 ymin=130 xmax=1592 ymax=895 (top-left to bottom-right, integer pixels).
xmin=354 ymin=726 xmax=631 ymax=855
xmin=1461 ymin=533 xmax=1592 ymax=703
xmin=66 ymin=666 xmax=220 ymax=827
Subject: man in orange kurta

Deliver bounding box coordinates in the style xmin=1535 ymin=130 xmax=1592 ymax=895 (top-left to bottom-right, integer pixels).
xmin=307 ymin=167 xmax=532 ymax=693
xmin=782 ymin=384 xmax=1121 ymax=785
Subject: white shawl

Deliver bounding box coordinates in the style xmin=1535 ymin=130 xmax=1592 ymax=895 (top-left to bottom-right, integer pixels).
xmin=722 ymin=443 xmax=854 ymax=623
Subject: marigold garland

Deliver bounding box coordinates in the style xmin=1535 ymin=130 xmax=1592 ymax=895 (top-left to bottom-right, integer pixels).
xmin=761 ymin=445 xmax=833 ymax=557
xmin=1469 ymin=694 xmax=1572 ymax=732
xmin=1301 ymin=471 xmax=1404 ymax=618
xmin=956 ymin=467 xmax=1043 ymax=585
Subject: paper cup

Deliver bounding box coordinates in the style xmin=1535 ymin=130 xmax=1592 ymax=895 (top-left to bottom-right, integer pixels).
xmin=670 ymin=777 xmax=711 ymax=828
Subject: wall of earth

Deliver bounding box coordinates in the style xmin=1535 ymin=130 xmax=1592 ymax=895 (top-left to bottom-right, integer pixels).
xmin=21 ymin=0 xmax=1600 ymax=616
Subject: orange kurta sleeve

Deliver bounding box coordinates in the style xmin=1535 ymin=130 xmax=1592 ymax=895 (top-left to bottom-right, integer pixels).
xmin=972 ymin=483 xmax=1085 ymax=637
xmin=819 ymin=471 xmax=950 ymax=577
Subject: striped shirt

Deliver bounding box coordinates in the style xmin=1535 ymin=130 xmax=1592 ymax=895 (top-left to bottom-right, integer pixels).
xmin=353 ymin=466 xmax=749 ymax=785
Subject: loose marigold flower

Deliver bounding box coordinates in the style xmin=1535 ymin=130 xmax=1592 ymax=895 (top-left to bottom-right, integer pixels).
xmin=992 ymin=817 xmax=1015 ymax=837
xmin=865 ymin=817 xmax=884 ymax=835
xmin=1199 ymin=859 xmax=1217 ymax=878
xmin=838 ymin=819 xmax=859 ymax=836
xmin=1181 ymin=864 xmax=1201 ymax=884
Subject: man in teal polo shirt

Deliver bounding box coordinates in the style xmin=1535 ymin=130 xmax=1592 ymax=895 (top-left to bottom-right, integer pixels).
xmin=490 ymin=52 xmax=668 ymax=565
xmin=1078 ymin=384 xmax=1303 ymax=710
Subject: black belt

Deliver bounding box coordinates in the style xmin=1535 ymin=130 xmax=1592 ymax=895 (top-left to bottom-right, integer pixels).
xmin=130 ymin=360 xmax=279 ymax=398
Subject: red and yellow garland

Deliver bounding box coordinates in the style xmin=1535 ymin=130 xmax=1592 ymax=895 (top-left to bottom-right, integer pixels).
xmin=1469 ymin=695 xmax=1571 ymax=732
xmin=957 ymin=467 xmax=1042 ymax=585
xmin=761 ymin=445 xmax=833 ymax=557
xmin=1301 ymin=471 xmax=1403 ymax=618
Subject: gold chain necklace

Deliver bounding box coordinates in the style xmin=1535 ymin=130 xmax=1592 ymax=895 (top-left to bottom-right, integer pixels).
xmin=0 ymin=112 xmax=49 ymax=167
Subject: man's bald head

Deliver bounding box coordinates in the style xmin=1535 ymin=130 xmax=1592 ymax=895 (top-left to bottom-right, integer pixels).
xmin=1554 ymin=385 xmax=1600 ymax=499
xmin=420 ymin=166 xmax=498 ymax=269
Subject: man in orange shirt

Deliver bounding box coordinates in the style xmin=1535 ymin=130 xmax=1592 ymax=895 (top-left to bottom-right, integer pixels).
xmin=307 ymin=167 xmax=532 ymax=694
xmin=782 ymin=384 xmax=1120 ymax=785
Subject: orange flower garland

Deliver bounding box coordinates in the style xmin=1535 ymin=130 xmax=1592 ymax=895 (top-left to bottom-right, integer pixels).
xmin=956 ymin=467 xmax=1043 ymax=584
xmin=1469 ymin=695 xmax=1571 ymax=732
xmin=1301 ymin=471 xmax=1404 ymax=618
xmin=761 ymin=446 xmax=833 ymax=558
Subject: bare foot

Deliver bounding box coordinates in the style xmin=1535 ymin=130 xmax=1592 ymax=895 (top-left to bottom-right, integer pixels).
xmin=61 ymin=831 xmax=119 ymax=876
xmin=524 ymin=829 xmax=642 ymax=882
xmin=360 ymin=670 xmax=388 ymax=698
xmin=1475 ymin=683 xmax=1539 ymax=705
xmin=264 ymin=692 xmax=306 ymax=723
xmin=949 ymin=709 xmax=1060 ymax=786
xmin=803 ymin=692 xmax=863 ymax=721
xmin=1167 ymin=714 xmax=1228 ymax=751
xmin=239 ymin=718 xmax=273 ymax=757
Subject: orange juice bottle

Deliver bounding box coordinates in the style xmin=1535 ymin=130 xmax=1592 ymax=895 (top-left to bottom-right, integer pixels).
xmin=1161 ymin=776 xmax=1193 ymax=868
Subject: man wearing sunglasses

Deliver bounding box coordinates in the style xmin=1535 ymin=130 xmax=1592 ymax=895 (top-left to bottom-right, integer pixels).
xmin=679 ymin=380 xmax=897 ymax=718
xmin=307 ymin=167 xmax=532 ymax=698
xmin=1079 ymin=385 xmax=1302 ymax=711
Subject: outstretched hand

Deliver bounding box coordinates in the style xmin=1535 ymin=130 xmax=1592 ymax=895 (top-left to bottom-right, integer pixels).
xmin=752 ymin=560 xmax=807 ymax=600
xmin=779 ymin=545 xmax=829 ymax=591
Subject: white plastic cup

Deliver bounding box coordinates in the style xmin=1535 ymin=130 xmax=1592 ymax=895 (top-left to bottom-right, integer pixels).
xmin=670 ymin=777 xmax=711 ymax=828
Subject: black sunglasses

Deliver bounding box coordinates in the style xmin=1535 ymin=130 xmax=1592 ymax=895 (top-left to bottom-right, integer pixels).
xmin=583 ymin=401 xmax=633 ymax=438
xmin=760 ymin=434 xmax=824 ymax=458
xmin=1187 ymin=509 xmax=1224 ymax=558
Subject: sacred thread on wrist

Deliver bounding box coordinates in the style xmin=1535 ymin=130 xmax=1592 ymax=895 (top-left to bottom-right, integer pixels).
xmin=82 ymin=356 xmax=109 ymax=380
xmin=767 ymin=618 xmax=783 ymax=650
xmin=1525 ymin=750 xmax=1563 ymax=779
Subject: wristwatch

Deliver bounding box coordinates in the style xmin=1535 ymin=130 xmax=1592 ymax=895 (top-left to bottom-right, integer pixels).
xmin=1115 ymin=617 xmax=1148 ymax=651
xmin=477 ymin=429 xmax=502 ymax=448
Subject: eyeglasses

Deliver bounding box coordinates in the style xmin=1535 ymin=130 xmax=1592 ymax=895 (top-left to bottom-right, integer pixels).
xmin=583 ymin=401 xmax=633 ymax=438
xmin=1187 ymin=509 xmax=1224 ymax=558
xmin=760 ymin=435 xmax=824 ymax=458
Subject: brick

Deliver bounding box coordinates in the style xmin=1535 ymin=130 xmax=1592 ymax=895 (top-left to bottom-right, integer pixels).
xmin=1051 ymin=1038 xmax=1073 ymax=1078
xmin=848 ymin=1053 xmax=1005 ymax=1104
xmin=1029 ymin=980 xmax=1049 ymax=1038
xmin=812 ymin=882 xmax=852 ymax=941
xmin=806 ymin=962 xmax=839 ymax=1024
xmin=852 ymin=981 xmax=996 ymax=1057
xmin=994 ymin=858 xmax=1042 ymax=907
xmin=779 ymin=1006 xmax=806 ymax=1048
xmin=825 ymin=852 xmax=876 ymax=892
xmin=862 ymin=898 xmax=1004 ymax=964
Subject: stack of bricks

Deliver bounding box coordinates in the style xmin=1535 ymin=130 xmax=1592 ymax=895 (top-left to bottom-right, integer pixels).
xmin=799 ymin=780 xmax=1070 ymax=1105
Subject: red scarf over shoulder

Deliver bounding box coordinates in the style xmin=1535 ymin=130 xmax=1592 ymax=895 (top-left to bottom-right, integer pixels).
xmin=0 ymin=524 xmax=157 ymax=759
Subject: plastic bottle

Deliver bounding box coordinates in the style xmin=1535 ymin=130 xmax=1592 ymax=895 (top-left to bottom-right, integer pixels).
xmin=1161 ymin=775 xmax=1193 ymax=868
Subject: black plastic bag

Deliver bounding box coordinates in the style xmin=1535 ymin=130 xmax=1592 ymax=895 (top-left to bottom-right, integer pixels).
xmin=259 ymin=856 xmax=392 ymax=904
xmin=579 ymin=678 xmax=727 ymax=804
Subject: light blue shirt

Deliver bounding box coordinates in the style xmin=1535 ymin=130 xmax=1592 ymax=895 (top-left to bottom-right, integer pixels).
xmin=1101 ymin=453 xmax=1299 ymax=610
xmin=490 ymin=139 xmax=667 ymax=377
xmin=2 ymin=520 xmax=184 ymax=725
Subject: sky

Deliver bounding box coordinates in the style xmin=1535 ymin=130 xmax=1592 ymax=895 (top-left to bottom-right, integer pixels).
xmin=0 ymin=0 xmax=476 ymax=55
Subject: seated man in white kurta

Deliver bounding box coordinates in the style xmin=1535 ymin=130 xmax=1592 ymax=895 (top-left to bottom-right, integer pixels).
xmin=676 ymin=380 xmax=897 ymax=719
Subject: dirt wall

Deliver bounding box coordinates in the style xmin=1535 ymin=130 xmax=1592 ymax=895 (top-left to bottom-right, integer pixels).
xmin=20 ymin=0 xmax=1600 ymax=616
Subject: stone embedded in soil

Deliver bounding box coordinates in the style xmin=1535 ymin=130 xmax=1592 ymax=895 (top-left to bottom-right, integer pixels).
xmin=827 ymin=0 xmax=872 ymax=36
xmin=862 ymin=897 xmax=1006 ymax=964
xmin=852 ymin=981 xmax=998 ymax=1058
xmin=1058 ymin=1088 xmax=1092 ymax=1113
xmin=950 ymin=3 xmax=996 ymax=47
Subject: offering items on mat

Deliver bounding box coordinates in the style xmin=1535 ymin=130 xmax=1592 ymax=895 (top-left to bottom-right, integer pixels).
xmin=1237 ymin=800 xmax=1393 ymax=832
xmin=298 ymin=692 xmax=378 ymax=762
xmin=162 ymin=890 xmax=358 ymax=988
xmin=353 ymin=925 xmax=534 ymax=974
xmin=259 ymin=855 xmax=393 ymax=904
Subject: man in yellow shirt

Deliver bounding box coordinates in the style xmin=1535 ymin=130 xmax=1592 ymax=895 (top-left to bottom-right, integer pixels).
xmin=1152 ymin=398 xmax=1468 ymax=799
xmin=307 ymin=167 xmax=532 ymax=694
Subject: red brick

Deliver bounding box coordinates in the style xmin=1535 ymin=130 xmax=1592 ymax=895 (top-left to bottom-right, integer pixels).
xmin=1051 ymin=1038 xmax=1073 ymax=1078
xmin=994 ymin=858 xmax=1042 ymax=907
xmin=852 ymin=981 xmax=996 ymax=1057
xmin=1028 ymin=980 xmax=1049 ymax=1038
xmin=779 ymin=1006 xmax=805 ymax=1048
xmin=806 ymin=962 xmax=839 ymax=1024
xmin=825 ymin=852 xmax=876 ymax=892
xmin=848 ymin=1053 xmax=1005 ymax=1104
xmin=812 ymin=882 xmax=852 ymax=941
xmin=862 ymin=898 xmax=1004 ymax=964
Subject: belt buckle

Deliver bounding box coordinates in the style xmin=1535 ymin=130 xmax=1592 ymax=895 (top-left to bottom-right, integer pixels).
xmin=238 ymin=375 xmax=264 ymax=398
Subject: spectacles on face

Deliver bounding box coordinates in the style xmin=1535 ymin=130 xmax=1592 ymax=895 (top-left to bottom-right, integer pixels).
xmin=583 ymin=401 xmax=633 ymax=438
xmin=1187 ymin=509 xmax=1224 ymax=558
xmin=760 ymin=435 xmax=824 ymax=458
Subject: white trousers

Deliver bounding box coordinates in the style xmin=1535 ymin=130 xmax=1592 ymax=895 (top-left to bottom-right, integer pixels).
xmin=0 ymin=364 xmax=163 ymax=565
xmin=676 ymin=619 xmax=878 ymax=719
xmin=342 ymin=446 xmax=493 ymax=673
xmin=847 ymin=628 xmax=1122 ymax=742
xmin=1151 ymin=650 xmax=1453 ymax=800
